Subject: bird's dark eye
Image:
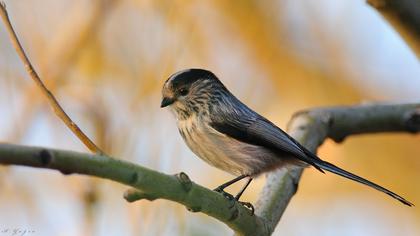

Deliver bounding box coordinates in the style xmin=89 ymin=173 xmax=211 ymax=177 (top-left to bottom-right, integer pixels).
xmin=179 ymin=88 xmax=189 ymax=96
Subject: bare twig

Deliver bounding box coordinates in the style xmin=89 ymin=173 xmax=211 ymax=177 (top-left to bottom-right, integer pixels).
xmin=0 ymin=2 xmax=104 ymax=154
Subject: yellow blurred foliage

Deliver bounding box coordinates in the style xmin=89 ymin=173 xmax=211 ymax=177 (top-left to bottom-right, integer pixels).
xmin=0 ymin=0 xmax=418 ymax=235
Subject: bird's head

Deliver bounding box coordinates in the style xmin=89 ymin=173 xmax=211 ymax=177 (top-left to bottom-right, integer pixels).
xmin=161 ymin=68 xmax=224 ymax=119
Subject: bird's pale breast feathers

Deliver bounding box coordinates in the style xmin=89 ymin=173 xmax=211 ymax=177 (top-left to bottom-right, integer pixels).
xmin=176 ymin=113 xmax=290 ymax=176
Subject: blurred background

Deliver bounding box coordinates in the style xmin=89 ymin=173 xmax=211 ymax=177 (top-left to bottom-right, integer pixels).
xmin=0 ymin=0 xmax=419 ymax=235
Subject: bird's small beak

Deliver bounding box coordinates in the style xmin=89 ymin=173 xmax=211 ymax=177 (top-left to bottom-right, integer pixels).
xmin=160 ymin=97 xmax=175 ymax=108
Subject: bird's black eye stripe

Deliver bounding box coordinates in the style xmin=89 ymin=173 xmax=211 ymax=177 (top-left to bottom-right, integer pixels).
xmin=179 ymin=88 xmax=189 ymax=96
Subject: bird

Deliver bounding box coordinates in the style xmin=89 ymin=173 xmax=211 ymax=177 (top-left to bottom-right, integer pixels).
xmin=160 ymin=68 xmax=413 ymax=209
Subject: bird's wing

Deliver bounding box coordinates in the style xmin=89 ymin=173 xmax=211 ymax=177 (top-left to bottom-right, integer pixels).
xmin=209 ymin=110 xmax=325 ymax=172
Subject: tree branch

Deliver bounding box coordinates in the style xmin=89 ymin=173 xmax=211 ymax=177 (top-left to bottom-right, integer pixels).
xmin=0 ymin=144 xmax=266 ymax=235
xmin=255 ymin=103 xmax=419 ymax=235
xmin=0 ymin=2 xmax=103 ymax=154
xmin=367 ymin=0 xmax=420 ymax=59
xmin=0 ymin=103 xmax=418 ymax=235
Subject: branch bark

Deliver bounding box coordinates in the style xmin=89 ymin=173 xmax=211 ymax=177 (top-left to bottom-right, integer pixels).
xmin=368 ymin=0 xmax=420 ymax=59
xmin=0 ymin=103 xmax=418 ymax=235
xmin=0 ymin=143 xmax=265 ymax=235
xmin=255 ymin=103 xmax=419 ymax=235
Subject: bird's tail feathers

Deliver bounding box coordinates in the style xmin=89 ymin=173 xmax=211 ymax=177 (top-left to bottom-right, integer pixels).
xmin=314 ymin=160 xmax=413 ymax=206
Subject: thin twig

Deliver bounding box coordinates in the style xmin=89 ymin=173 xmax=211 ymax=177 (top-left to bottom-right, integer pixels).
xmin=0 ymin=2 xmax=104 ymax=154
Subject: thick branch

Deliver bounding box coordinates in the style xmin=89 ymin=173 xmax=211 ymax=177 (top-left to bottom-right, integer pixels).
xmin=368 ymin=0 xmax=420 ymax=59
xmin=0 ymin=2 xmax=103 ymax=154
xmin=0 ymin=144 xmax=266 ymax=235
xmin=255 ymin=103 xmax=419 ymax=235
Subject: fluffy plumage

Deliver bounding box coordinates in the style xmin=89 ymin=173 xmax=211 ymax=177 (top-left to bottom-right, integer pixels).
xmin=161 ymin=68 xmax=413 ymax=206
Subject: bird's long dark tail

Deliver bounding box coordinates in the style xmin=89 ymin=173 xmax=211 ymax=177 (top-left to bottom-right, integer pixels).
xmin=313 ymin=159 xmax=413 ymax=206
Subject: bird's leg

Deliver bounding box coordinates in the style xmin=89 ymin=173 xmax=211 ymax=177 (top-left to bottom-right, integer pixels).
xmin=234 ymin=177 xmax=253 ymax=200
xmin=214 ymin=174 xmax=248 ymax=199
xmin=214 ymin=175 xmax=255 ymax=214
xmin=214 ymin=174 xmax=248 ymax=192
xmin=235 ymin=177 xmax=255 ymax=215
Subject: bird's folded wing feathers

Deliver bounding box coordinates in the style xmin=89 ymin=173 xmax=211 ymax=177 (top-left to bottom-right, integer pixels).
xmin=209 ymin=111 xmax=324 ymax=172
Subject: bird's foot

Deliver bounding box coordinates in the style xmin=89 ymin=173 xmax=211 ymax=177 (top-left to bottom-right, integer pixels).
xmin=213 ymin=186 xmax=224 ymax=193
xmin=238 ymin=201 xmax=254 ymax=215
xmin=214 ymin=187 xmax=254 ymax=215
xmin=213 ymin=187 xmax=234 ymax=200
